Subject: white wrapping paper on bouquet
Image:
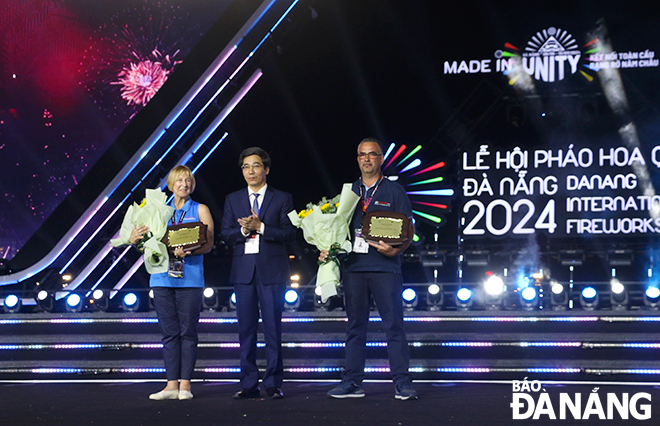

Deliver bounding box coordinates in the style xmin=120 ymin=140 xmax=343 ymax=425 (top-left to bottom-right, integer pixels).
xmin=288 ymin=184 xmax=360 ymax=302
xmin=110 ymin=188 xmax=175 ymax=274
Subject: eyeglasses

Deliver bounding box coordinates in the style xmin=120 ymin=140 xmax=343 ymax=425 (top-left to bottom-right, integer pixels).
xmin=357 ymin=151 xmax=382 ymax=159
xmin=241 ymin=163 xmax=264 ymax=171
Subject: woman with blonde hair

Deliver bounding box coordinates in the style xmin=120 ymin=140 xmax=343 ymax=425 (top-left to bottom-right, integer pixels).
xmin=130 ymin=165 xmax=214 ymax=400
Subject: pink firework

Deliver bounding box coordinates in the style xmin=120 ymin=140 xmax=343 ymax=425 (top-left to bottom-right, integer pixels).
xmin=112 ymin=59 xmax=169 ymax=106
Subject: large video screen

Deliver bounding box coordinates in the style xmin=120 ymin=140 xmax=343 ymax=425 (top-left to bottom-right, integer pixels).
xmin=0 ymin=0 xmax=232 ymax=259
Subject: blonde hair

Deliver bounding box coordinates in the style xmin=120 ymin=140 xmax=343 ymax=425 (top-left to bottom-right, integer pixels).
xmin=167 ymin=165 xmax=196 ymax=193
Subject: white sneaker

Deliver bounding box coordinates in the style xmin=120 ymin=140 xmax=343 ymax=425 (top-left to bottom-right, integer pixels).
xmin=178 ymin=390 xmax=193 ymax=400
xmin=149 ymin=389 xmax=179 ymax=400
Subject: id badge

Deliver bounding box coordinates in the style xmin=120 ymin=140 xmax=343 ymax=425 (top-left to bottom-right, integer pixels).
xmin=168 ymin=257 xmax=184 ymax=278
xmin=245 ymin=233 xmax=260 ymax=254
xmin=353 ymin=228 xmax=369 ymax=254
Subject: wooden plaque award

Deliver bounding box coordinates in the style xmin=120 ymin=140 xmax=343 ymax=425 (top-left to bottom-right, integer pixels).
xmin=161 ymin=222 xmax=208 ymax=252
xmin=361 ymin=211 xmax=412 ymax=246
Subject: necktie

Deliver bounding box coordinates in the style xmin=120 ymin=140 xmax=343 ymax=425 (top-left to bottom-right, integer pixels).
xmin=252 ymin=193 xmax=260 ymax=215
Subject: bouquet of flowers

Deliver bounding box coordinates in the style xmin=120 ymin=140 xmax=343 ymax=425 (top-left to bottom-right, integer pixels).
xmin=110 ymin=188 xmax=175 ymax=274
xmin=288 ymin=184 xmax=360 ymax=302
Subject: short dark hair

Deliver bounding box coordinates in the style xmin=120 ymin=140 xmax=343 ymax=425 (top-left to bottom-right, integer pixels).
xmin=357 ymin=137 xmax=384 ymax=154
xmin=239 ymin=147 xmax=271 ymax=169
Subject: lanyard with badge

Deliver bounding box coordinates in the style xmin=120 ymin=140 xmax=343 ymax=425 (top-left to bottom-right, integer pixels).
xmin=168 ymin=209 xmax=186 ymax=278
xmin=353 ymin=176 xmax=384 ymax=254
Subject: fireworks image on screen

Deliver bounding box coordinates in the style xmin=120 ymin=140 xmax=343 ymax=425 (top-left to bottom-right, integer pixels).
xmin=111 ymin=50 xmax=179 ymax=106
xmin=81 ymin=0 xmax=198 ymax=123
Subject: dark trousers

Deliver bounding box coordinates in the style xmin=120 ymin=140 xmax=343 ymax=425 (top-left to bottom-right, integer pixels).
xmin=152 ymin=287 xmax=203 ymax=381
xmin=234 ymin=276 xmax=286 ymax=389
xmin=342 ymin=271 xmax=411 ymax=384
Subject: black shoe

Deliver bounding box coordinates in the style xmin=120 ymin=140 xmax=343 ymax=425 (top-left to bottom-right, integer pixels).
xmin=233 ymin=387 xmax=260 ymax=399
xmin=266 ymin=387 xmax=284 ymax=399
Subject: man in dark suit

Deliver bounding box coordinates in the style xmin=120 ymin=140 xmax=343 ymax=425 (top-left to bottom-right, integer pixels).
xmin=221 ymin=147 xmax=295 ymax=400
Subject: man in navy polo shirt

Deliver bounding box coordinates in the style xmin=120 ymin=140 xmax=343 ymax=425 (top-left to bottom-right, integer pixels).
xmin=324 ymin=137 xmax=418 ymax=401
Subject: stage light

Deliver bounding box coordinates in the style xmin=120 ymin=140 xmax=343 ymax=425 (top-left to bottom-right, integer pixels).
xmin=483 ymin=274 xmax=505 ymax=310
xmin=464 ymin=250 xmax=489 ymax=266
xmin=520 ymin=287 xmax=538 ymax=311
xmin=229 ymin=292 xmax=237 ymax=311
xmin=35 ymin=290 xmax=56 ymax=312
xmin=314 ymin=286 xmax=332 ymax=311
xmin=550 ymin=281 xmax=568 ymax=310
xmin=559 ymin=250 xmax=584 ymax=266
xmin=402 ymin=288 xmax=418 ymax=311
xmin=65 ymin=293 xmax=83 ymax=313
xmin=644 ymin=286 xmax=660 ymax=310
xmin=284 ymin=289 xmax=300 ymax=312
xmin=3 ymin=294 xmax=21 ymax=313
xmin=426 ymin=284 xmax=443 ymax=311
xmin=610 ymin=278 xmax=628 ymax=311
xmin=484 ymin=275 xmax=505 ymax=296
xmin=579 ymin=286 xmax=599 ymax=311
xmin=122 ymin=293 xmax=139 ymax=312
xmin=203 ymin=287 xmax=219 ymax=310
xmin=455 ymin=288 xmax=473 ymax=311
xmin=290 ymin=274 xmax=300 ymax=288
xmin=91 ymin=289 xmax=110 ymax=311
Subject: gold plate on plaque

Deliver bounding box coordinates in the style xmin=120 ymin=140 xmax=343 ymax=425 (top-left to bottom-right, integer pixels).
xmin=162 ymin=221 xmax=208 ymax=252
xmin=362 ymin=211 xmax=412 ymax=246
xmin=369 ymin=216 xmax=403 ymax=239
xmin=169 ymin=226 xmax=201 ymax=247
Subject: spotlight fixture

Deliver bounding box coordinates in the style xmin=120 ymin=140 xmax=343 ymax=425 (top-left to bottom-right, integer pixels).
xmin=290 ymin=274 xmax=301 ymax=288
xmin=314 ymin=286 xmax=332 ymax=311
xmin=549 ymin=281 xmax=568 ymax=311
xmin=91 ymin=289 xmax=110 ymax=311
xmin=203 ymin=287 xmax=219 ymax=310
xmin=455 ymin=288 xmax=473 ymax=311
xmin=284 ymin=289 xmax=300 ymax=312
xmin=520 ymin=287 xmax=538 ymax=311
xmin=229 ymin=292 xmax=237 ymax=311
xmin=579 ymin=286 xmax=599 ymax=311
xmin=483 ymin=275 xmax=505 ymax=310
xmin=122 ymin=292 xmax=139 ymax=312
xmin=402 ymin=288 xmax=418 ymax=311
xmin=644 ymin=286 xmax=660 ymax=310
xmin=35 ymin=290 xmax=56 ymax=312
xmin=464 ymin=250 xmax=489 ymax=267
xmin=65 ymin=293 xmax=83 ymax=313
xmin=3 ymin=294 xmax=21 ymax=313
xmin=426 ymin=284 xmax=443 ymax=311
xmin=610 ymin=278 xmax=628 ymax=311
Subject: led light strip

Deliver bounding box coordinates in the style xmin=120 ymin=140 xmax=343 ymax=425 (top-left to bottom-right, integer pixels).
xmin=3 ymin=366 xmax=657 ymax=376
xmin=2 ymin=315 xmax=659 ymax=326
xmin=0 ymin=341 xmax=594 ymax=351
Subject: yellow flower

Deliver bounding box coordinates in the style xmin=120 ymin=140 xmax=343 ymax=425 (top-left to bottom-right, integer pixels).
xmin=138 ymin=198 xmax=147 ymax=208
xmin=320 ymin=202 xmax=331 ymax=211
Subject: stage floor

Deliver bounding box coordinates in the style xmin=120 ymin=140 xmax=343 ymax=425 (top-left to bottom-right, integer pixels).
xmin=1 ymin=379 xmax=658 ymax=426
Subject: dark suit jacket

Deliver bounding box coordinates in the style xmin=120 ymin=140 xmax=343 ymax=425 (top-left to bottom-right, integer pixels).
xmin=221 ymin=186 xmax=296 ymax=285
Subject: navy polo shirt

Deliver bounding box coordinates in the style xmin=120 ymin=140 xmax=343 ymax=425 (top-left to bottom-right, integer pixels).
xmin=344 ymin=177 xmax=413 ymax=273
